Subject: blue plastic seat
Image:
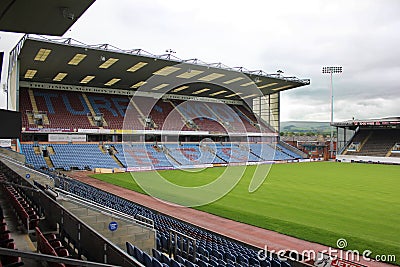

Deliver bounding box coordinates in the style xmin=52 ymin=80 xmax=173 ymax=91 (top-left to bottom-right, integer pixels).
xmin=152 ymin=258 xmax=163 ymax=267
xmin=142 ymin=252 xmax=152 ymax=267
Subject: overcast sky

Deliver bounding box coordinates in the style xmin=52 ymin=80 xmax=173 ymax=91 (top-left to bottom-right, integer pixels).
xmin=1 ymin=0 xmax=399 ymax=122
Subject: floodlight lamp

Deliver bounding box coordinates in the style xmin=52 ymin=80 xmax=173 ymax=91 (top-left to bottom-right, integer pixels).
xmin=322 ymin=66 xmax=343 ymax=74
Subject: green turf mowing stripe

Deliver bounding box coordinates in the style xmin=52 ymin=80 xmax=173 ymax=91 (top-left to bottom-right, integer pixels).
xmin=91 ymin=162 xmax=400 ymax=265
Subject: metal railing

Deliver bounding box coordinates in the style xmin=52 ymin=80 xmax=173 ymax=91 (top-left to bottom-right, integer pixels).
xmin=0 ymin=161 xmax=143 ymax=267
xmin=169 ymin=229 xmax=197 ymax=262
xmin=56 ymin=188 xmax=154 ymax=230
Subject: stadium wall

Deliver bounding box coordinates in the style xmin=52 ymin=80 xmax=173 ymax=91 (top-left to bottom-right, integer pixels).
xmin=59 ymin=197 xmax=156 ymax=255
xmin=337 ymin=155 xmax=400 ymax=164
xmin=0 ymin=146 xmax=25 ymax=162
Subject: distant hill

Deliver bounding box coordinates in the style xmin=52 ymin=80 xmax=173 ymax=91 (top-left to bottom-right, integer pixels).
xmin=280 ymin=121 xmax=331 ymax=133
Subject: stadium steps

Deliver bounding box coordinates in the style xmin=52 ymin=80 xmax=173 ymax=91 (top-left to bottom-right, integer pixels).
xmin=26 ymin=112 xmax=35 ymax=125
xmin=33 ymin=146 xmax=41 ymax=155
xmin=28 ymin=89 xmax=39 ymax=113
xmin=167 ymin=100 xmax=197 ymax=130
xmin=210 ymin=147 xmax=227 ymax=163
xmin=109 ymin=148 xmax=125 ymax=167
xmin=42 ymin=113 xmax=50 ymax=125
xmin=358 ymin=131 xmax=373 ymax=152
xmin=130 ymin=100 xmax=147 ymax=127
xmin=111 ymin=154 xmax=124 ymax=167
xmin=58 ymin=197 xmax=155 ymax=253
xmin=163 ymin=146 xmax=182 ymax=165
xmin=232 ymin=106 xmax=258 ymax=130
xmin=205 ymin=103 xmax=235 ymax=131
xmin=99 ymin=145 xmax=124 ymax=166
xmin=47 ymin=146 xmax=55 ymax=155
xmin=388 ymin=144 xmax=400 ymax=157
xmin=249 ymin=149 xmax=265 ymax=161
xmin=99 ymin=145 xmax=107 ymax=154
xmin=82 ymin=93 xmax=109 ymax=127
xmin=153 ymin=145 xmax=162 ymax=152
xmin=249 ymin=145 xmax=268 ymax=161
xmin=44 ymin=156 xmax=54 ymax=168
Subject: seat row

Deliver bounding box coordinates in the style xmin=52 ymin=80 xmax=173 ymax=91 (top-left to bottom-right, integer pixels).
xmin=22 ymin=142 xmax=302 ymax=170
xmin=35 ymin=227 xmax=71 ymax=267
xmin=0 ymin=206 xmax=24 ymax=267
xmin=128 ymin=240 xmax=287 ymax=267
xmin=0 ymin=177 xmax=40 ymax=233
xmin=20 ymin=88 xmax=270 ymax=133
xmin=58 ymin=177 xmax=292 ymax=267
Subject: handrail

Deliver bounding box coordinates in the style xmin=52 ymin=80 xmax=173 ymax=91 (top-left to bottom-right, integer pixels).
xmin=56 ymin=188 xmax=154 ymax=230
xmin=0 ymin=153 xmax=54 ymax=184
xmin=0 ymin=161 xmax=142 ymax=267
xmin=0 ymin=247 xmax=119 ymax=267
xmin=169 ymin=228 xmax=197 ymax=261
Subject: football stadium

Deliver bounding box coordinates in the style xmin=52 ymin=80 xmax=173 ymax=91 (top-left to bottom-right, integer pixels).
xmin=0 ymin=1 xmax=399 ymax=267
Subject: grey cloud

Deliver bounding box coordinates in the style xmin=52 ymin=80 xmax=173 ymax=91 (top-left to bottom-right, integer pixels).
xmin=1 ymin=0 xmax=399 ymax=122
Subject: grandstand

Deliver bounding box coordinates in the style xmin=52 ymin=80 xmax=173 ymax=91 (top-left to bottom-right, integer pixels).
xmin=8 ymin=34 xmax=309 ymax=171
xmin=335 ymin=118 xmax=400 ymax=164
xmin=0 ymin=32 xmax=313 ymax=266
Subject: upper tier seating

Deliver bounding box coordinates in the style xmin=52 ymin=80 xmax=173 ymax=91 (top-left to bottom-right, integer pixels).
xmin=19 ymin=88 xmax=275 ymax=133
xmin=88 ymin=94 xmax=130 ymax=129
xmin=33 ymin=89 xmax=97 ymax=129
xmin=19 ymin=88 xmax=34 ymax=128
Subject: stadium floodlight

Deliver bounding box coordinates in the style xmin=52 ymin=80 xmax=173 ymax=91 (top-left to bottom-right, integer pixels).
xmin=322 ymin=66 xmax=343 ymax=159
xmin=165 ymin=49 xmax=176 ymax=60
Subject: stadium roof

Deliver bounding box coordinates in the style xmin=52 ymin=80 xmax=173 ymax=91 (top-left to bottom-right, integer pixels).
xmin=15 ymin=35 xmax=310 ymax=100
xmin=333 ymin=117 xmax=400 ymax=130
xmin=0 ymin=0 xmax=95 ymax=35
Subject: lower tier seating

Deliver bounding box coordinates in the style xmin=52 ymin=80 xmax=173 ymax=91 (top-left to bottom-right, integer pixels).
xmin=21 ymin=142 xmax=303 ymax=170
xmin=57 ymin=176 xmax=292 ymax=267
xmin=345 ymin=129 xmax=400 ymax=157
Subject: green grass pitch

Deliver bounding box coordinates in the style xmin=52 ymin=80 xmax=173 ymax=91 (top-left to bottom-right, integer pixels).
xmin=91 ymin=162 xmax=400 ymax=264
